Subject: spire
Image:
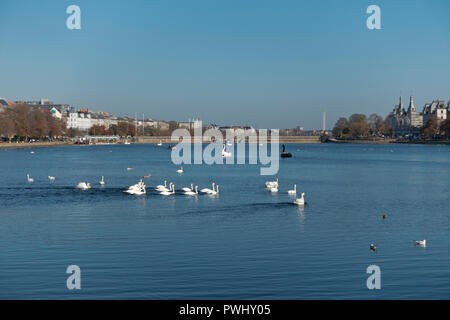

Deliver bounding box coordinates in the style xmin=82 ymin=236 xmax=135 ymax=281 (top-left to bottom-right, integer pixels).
xmin=408 ymin=95 xmax=415 ymax=111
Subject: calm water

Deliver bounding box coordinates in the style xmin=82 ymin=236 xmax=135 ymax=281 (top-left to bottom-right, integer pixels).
xmin=0 ymin=143 xmax=449 ymax=299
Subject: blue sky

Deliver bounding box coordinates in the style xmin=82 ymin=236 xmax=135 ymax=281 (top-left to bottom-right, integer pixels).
xmin=1 ymin=0 xmax=449 ymax=129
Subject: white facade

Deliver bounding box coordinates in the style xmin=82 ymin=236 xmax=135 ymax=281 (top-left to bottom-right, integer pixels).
xmin=50 ymin=107 xmax=62 ymax=120
xmin=67 ymin=112 xmax=92 ymax=130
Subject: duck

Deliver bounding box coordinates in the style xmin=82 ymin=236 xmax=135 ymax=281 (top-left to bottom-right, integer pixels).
xmin=184 ymin=185 xmax=198 ymax=196
xmin=176 ymin=167 xmax=184 ymax=174
xmin=293 ymin=192 xmax=306 ymax=206
xmin=370 ymin=244 xmax=377 ymax=252
xmin=77 ymin=182 xmax=91 ymax=190
xmin=48 ymin=176 xmax=56 ymax=181
xmin=414 ymin=240 xmax=426 ymax=247
xmin=160 ymin=183 xmax=175 ymax=196
xmin=126 ymin=167 xmax=134 ymax=171
xmin=382 ymin=214 xmax=387 ymax=219
xmin=182 ymin=184 xmax=194 ymax=193
xmin=99 ymin=176 xmax=105 ymax=185
xmin=27 ymin=174 xmax=34 ymax=183
xmin=143 ymin=174 xmax=151 ymax=179
xmin=287 ymin=184 xmax=296 ymax=195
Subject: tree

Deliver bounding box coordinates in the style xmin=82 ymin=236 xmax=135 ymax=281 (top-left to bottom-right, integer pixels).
xmin=421 ymin=115 xmax=439 ymax=138
xmin=348 ymin=114 xmax=370 ymax=138
xmin=0 ymin=116 xmax=15 ymax=142
xmin=368 ymin=114 xmax=384 ymax=135
xmin=332 ymin=117 xmax=349 ymax=137
xmin=439 ymin=118 xmax=450 ymax=137
xmin=380 ymin=116 xmax=392 ymax=137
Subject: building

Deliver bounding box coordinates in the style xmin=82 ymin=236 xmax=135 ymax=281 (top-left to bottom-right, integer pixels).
xmin=67 ymin=110 xmax=93 ymax=131
xmin=389 ymin=96 xmax=449 ymax=136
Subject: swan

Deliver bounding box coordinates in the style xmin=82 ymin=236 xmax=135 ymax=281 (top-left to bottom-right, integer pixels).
xmin=27 ymin=174 xmax=34 ymax=183
xmin=294 ymin=192 xmax=306 ymax=206
xmin=30 ymin=151 xmax=35 ymax=154
xmin=208 ymin=184 xmax=219 ymax=195
xmin=184 ymin=185 xmax=198 ymax=196
xmin=182 ymin=184 xmax=194 ymax=192
xmin=124 ymin=180 xmax=146 ymax=195
xmin=160 ymin=183 xmax=175 ymax=196
xmin=265 ymin=178 xmax=278 ymax=188
xmin=222 ymin=144 xmax=232 ymax=158
xmin=176 ymin=167 xmax=183 ymax=174
xmin=414 ymin=240 xmax=426 ymax=247
xmin=287 ymin=184 xmax=296 ymax=195
xmin=48 ymin=176 xmax=56 ymax=181
xmin=269 ymin=186 xmax=278 ymax=193
xmin=157 ymin=140 xmax=162 ymax=146
xmin=99 ymin=176 xmax=105 ymax=185
xmin=77 ymin=182 xmax=91 ymax=190
xmin=200 ymin=182 xmax=215 ymax=194
xmin=156 ymin=180 xmax=171 ymax=192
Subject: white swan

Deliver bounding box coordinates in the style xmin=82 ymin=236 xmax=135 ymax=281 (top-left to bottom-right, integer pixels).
xmin=265 ymin=178 xmax=278 ymax=188
xmin=208 ymin=184 xmax=219 ymax=195
xmin=99 ymin=176 xmax=105 ymax=185
xmin=294 ymin=192 xmax=306 ymax=206
xmin=77 ymin=182 xmax=91 ymax=190
xmin=182 ymin=184 xmax=194 ymax=192
xmin=176 ymin=167 xmax=184 ymax=174
xmin=155 ymin=180 xmax=167 ymax=191
xmin=124 ymin=180 xmax=146 ymax=195
xmin=160 ymin=183 xmax=175 ymax=196
xmin=48 ymin=176 xmax=55 ymax=181
xmin=269 ymin=186 xmax=278 ymax=193
xmin=222 ymin=145 xmax=232 ymax=158
xmin=27 ymin=174 xmax=34 ymax=183
xmin=157 ymin=140 xmax=162 ymax=146
xmin=287 ymin=184 xmax=296 ymax=195
xmin=200 ymin=182 xmax=215 ymax=194
xmin=184 ymin=185 xmax=198 ymax=196
xmin=414 ymin=240 xmax=426 ymax=247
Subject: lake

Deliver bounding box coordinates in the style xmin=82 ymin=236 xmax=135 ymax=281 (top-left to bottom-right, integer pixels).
xmin=0 ymin=143 xmax=449 ymax=299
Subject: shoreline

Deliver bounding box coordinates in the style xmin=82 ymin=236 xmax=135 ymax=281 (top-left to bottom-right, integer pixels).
xmin=2 ymin=137 xmax=450 ymax=150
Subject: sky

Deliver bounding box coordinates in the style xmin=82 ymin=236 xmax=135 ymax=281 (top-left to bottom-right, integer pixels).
xmin=0 ymin=0 xmax=449 ymax=129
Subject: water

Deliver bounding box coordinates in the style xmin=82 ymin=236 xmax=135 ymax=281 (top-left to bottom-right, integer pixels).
xmin=0 ymin=143 xmax=449 ymax=299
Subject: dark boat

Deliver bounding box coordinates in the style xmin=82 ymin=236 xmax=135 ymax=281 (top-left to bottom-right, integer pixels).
xmin=281 ymin=144 xmax=292 ymax=158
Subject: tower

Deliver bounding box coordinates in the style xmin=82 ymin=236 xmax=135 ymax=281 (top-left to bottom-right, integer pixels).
xmin=408 ymin=95 xmax=415 ymax=112
xmin=322 ymin=110 xmax=326 ymax=132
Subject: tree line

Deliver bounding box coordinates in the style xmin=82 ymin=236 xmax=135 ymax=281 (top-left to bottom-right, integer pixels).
xmin=421 ymin=115 xmax=450 ymax=138
xmin=332 ymin=114 xmax=391 ymax=138
xmin=0 ymin=104 xmax=66 ymax=142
